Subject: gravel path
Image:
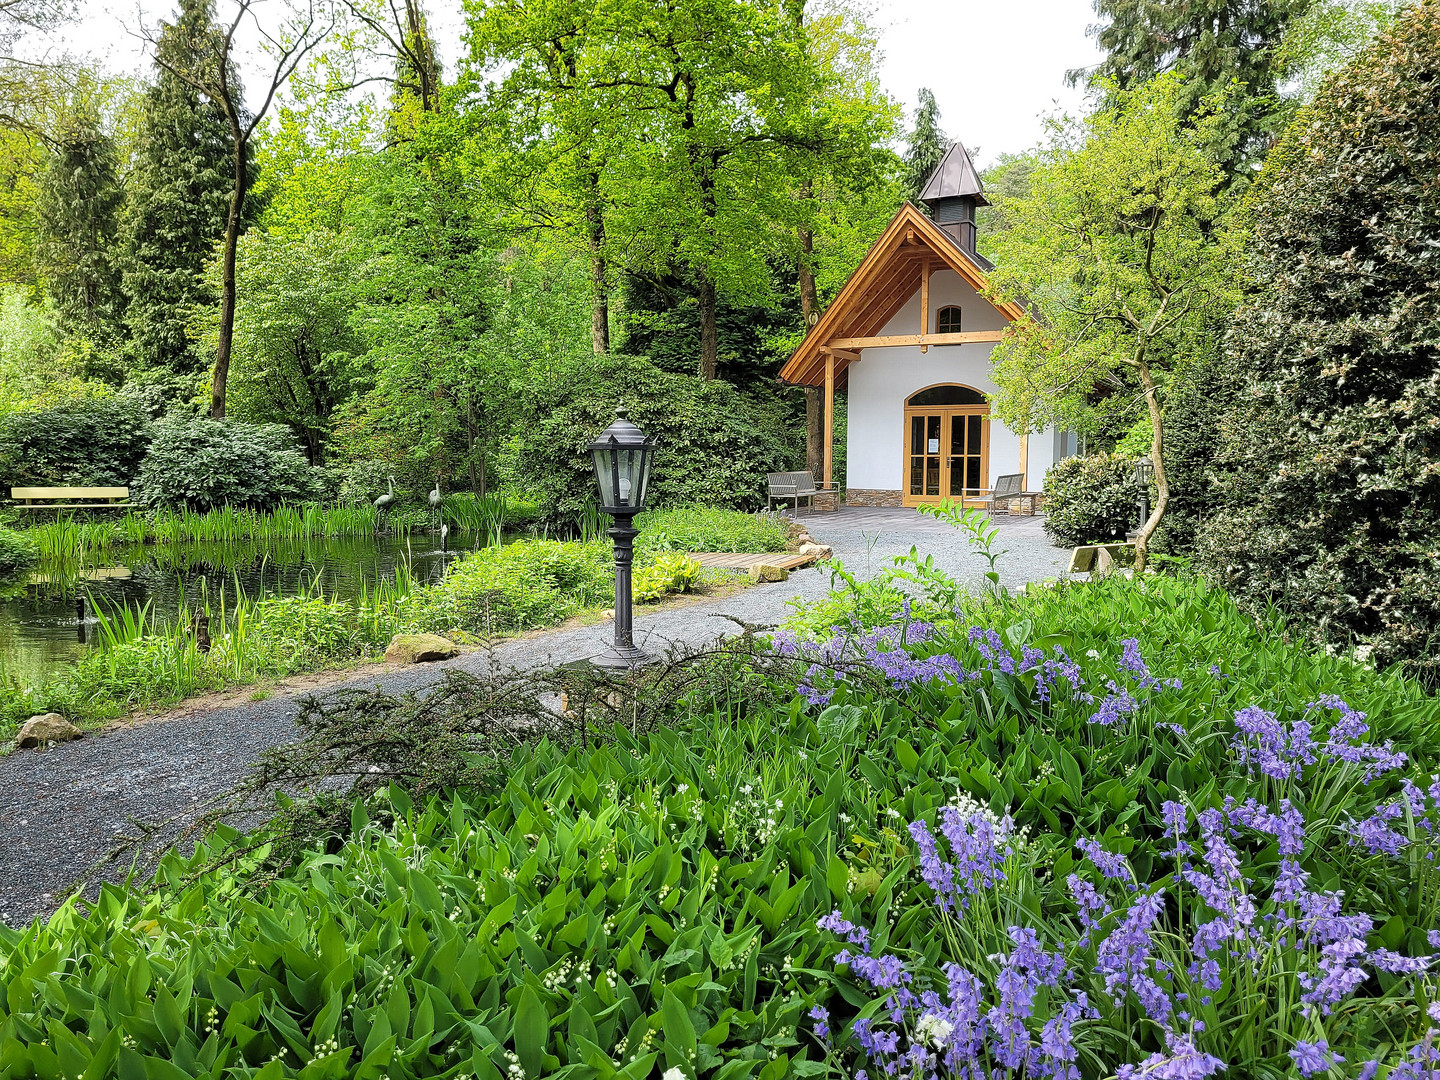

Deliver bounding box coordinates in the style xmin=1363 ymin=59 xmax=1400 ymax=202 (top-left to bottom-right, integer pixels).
xmin=0 ymin=508 xmax=1069 ymax=925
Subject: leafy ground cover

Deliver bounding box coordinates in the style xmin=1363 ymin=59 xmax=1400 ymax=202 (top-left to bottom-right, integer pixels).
xmin=0 ymin=509 xmax=783 ymax=738
xmin=2 ymin=571 xmax=1437 ymax=1078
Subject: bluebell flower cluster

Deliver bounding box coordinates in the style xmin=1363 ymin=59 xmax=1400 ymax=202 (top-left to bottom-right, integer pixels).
xmin=1349 ymin=774 xmax=1439 ymax=861
xmin=813 ymin=785 xmax=1440 ymax=1077
xmin=1230 ymin=697 xmax=1407 ymax=782
xmin=1087 ymin=637 xmax=1179 ymax=727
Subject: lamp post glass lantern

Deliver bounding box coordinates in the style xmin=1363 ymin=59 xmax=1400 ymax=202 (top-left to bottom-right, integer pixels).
xmin=1134 ymin=456 xmax=1154 ymax=533
xmin=590 ymin=409 xmax=658 ymax=668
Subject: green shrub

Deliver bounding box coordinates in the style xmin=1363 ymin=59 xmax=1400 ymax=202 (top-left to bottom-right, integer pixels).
xmin=408 ymin=539 xmax=611 ymax=633
xmin=0 ymin=528 xmax=37 ymax=576
xmin=0 ymin=391 xmax=152 ymax=489
xmin=1040 ymin=451 xmax=1140 ymax=546
xmin=502 ymin=354 xmax=801 ymax=523
xmin=634 ymin=505 xmax=788 ymax=556
xmin=137 ymin=414 xmax=321 ymax=511
xmin=632 ymin=552 xmax=701 ymax=601
xmin=1197 ymin=2 xmax=1440 ymax=686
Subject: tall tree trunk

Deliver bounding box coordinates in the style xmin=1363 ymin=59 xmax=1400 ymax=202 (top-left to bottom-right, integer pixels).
xmin=586 ymin=196 xmax=610 ymax=353
xmin=1132 ymin=356 xmax=1168 ymax=574
xmin=698 ymin=271 xmax=718 ymax=379
xmin=210 ymin=133 xmax=247 ymax=419
xmin=466 ymin=396 xmax=480 ymax=495
xmin=797 ymin=197 xmax=822 ymax=480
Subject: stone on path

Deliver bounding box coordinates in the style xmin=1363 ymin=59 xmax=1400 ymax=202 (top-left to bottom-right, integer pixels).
xmin=384 ymin=633 xmax=461 ymax=664
xmin=797 ymin=543 xmax=833 ymax=560
xmin=16 ymin=714 xmax=82 ymax=749
xmin=748 ymin=564 xmax=790 ymax=583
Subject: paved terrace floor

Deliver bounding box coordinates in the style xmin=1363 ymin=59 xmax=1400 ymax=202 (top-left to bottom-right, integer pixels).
xmin=0 ymin=507 xmax=1070 ymax=925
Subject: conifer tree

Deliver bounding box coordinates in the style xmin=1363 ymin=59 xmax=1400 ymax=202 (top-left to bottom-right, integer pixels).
xmin=1070 ymin=0 xmax=1308 ymax=183
xmin=35 ymin=102 xmax=125 ymax=332
xmin=903 ymin=88 xmax=947 ymax=203
xmin=121 ymin=0 xmax=236 ymax=384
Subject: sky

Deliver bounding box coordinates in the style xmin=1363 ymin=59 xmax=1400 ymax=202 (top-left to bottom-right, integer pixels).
xmin=39 ymin=0 xmax=1105 ymax=167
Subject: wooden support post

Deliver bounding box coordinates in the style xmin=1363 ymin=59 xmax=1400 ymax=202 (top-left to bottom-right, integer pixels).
xmin=823 ymin=351 xmax=836 ymax=492
xmin=919 ymin=259 xmax=930 ymax=354
xmin=1018 ymin=432 xmax=1029 ymax=491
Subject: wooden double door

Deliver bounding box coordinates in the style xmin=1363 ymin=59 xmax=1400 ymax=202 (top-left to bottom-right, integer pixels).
xmin=903 ymin=407 xmax=990 ymax=506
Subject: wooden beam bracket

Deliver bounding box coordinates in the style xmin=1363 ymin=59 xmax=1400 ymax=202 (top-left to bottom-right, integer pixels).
xmin=830 ymin=330 xmax=1006 ymax=349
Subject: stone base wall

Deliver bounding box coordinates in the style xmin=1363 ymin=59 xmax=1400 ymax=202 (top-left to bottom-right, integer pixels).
xmin=844 ymin=488 xmax=904 ymax=508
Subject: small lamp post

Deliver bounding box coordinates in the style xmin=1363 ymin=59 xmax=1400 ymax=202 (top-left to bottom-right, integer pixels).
xmin=589 ymin=409 xmax=658 ymax=669
xmin=1134 ymin=456 xmax=1154 ymax=532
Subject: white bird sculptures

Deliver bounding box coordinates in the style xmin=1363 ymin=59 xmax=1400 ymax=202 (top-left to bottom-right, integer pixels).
xmin=374 ymin=476 xmax=396 ymax=512
xmin=429 ymin=480 xmax=443 ymax=511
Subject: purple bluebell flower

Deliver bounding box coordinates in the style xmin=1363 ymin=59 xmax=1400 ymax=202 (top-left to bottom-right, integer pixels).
xmin=807 ymin=1004 xmax=830 ymax=1042
xmin=1289 ymin=1040 xmax=1343 ymax=1077
xmin=1078 ymin=838 xmax=1131 ymax=881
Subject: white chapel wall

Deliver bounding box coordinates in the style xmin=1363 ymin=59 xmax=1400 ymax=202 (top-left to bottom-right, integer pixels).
xmin=844 ymin=268 xmax=1052 ymax=492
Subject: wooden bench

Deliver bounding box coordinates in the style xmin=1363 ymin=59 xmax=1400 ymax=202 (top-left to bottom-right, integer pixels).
xmin=986 ymin=473 xmax=1043 ymax=515
xmin=766 ymin=471 xmax=838 ymax=513
xmin=10 ymin=486 xmax=132 ymax=511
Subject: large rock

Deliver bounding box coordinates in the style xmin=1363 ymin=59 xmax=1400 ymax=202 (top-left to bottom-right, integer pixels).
xmin=797 ymin=543 xmax=833 ymax=560
xmin=384 ymin=633 xmax=461 ymax=664
xmin=748 ymin=563 xmax=790 ymax=583
xmin=16 ymin=713 xmax=82 ymax=749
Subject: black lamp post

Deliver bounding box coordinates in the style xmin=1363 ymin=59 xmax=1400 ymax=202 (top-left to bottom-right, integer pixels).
xmin=589 ymin=409 xmax=658 ymax=669
xmin=1135 ymin=456 xmax=1154 ymax=531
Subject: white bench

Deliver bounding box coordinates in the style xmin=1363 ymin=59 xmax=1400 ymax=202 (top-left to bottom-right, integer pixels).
xmin=10 ymin=486 xmax=132 ymax=511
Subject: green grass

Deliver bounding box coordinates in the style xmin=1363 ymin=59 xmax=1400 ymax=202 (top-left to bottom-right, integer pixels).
xmin=635 ymin=504 xmax=789 ymax=555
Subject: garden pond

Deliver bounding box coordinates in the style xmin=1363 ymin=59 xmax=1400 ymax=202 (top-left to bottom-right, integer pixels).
xmin=0 ymin=532 xmax=487 ymax=687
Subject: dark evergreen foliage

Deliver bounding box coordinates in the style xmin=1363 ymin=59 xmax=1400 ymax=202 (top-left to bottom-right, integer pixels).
xmin=0 ymin=394 xmax=152 ymax=488
xmin=1152 ymin=347 xmax=1244 ymax=555
xmin=902 ymin=88 xmax=947 ymax=203
xmin=34 ymin=107 xmax=124 ymax=331
xmin=503 ymin=353 xmax=802 ymax=522
xmin=616 ymin=270 xmax=800 ymax=387
xmin=1197 ymin=0 xmax=1440 ymax=685
xmin=121 ymin=0 xmax=247 ymax=384
xmin=1072 ymin=0 xmax=1307 ymax=182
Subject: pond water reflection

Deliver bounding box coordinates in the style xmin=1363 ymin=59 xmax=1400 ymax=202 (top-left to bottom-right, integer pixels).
xmin=0 ymin=533 xmax=488 ymax=688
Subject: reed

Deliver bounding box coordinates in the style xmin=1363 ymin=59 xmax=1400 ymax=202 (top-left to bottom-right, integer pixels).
xmin=443 ymin=492 xmax=508 ymax=545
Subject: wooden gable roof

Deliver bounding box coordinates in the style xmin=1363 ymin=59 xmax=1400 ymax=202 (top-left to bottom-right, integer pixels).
xmin=778 ymin=202 xmax=1022 ymax=389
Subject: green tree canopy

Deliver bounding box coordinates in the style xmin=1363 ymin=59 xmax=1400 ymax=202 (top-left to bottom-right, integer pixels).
xmin=35 ymin=92 xmax=124 ymax=333
xmin=122 ymin=0 xmax=239 ymax=392
xmin=1071 ymin=0 xmax=1309 ymax=183
xmin=984 ymin=73 xmax=1238 ymax=569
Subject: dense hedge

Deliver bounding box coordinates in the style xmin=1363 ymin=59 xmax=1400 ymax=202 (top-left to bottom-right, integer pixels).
xmin=1040 ymin=452 xmax=1139 ymax=546
xmin=0 ymin=393 xmax=152 ymax=489
xmin=503 ymin=355 xmax=801 ymax=523
xmin=0 ymin=528 xmax=37 ymax=576
xmin=137 ymin=415 xmax=321 ymax=511
xmin=1197 ymin=1 xmax=1440 ymax=685
xmin=1151 ymin=348 xmax=1244 ymax=555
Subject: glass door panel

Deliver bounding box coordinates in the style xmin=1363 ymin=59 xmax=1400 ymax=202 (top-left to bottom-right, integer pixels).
xmin=947 ymin=412 xmax=985 ymax=497
xmin=926 ymin=416 xmax=941 ymax=495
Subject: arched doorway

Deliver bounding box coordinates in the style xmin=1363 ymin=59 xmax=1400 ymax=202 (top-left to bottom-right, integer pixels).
xmin=902 ymin=383 xmax=989 ymax=506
